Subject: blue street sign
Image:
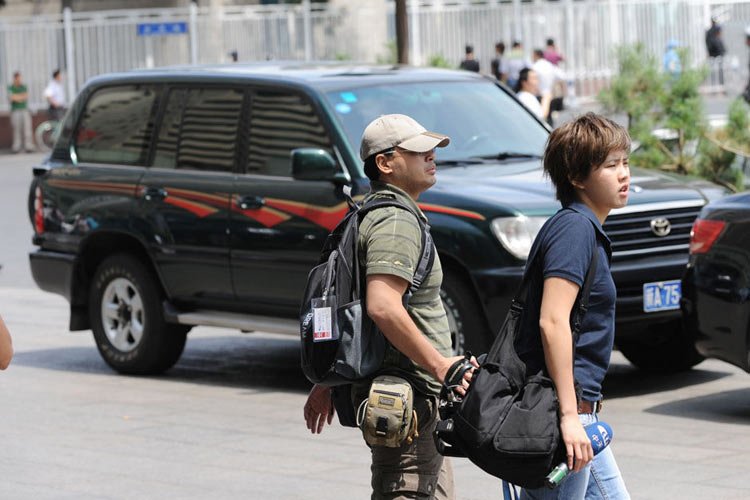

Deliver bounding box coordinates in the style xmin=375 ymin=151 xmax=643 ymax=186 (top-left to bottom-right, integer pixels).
xmin=137 ymin=22 xmax=188 ymax=36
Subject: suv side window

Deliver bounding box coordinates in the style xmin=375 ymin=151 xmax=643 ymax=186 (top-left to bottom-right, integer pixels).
xmin=246 ymin=89 xmax=332 ymax=176
xmin=154 ymin=87 xmax=244 ymax=172
xmin=74 ymin=85 xmax=158 ymax=165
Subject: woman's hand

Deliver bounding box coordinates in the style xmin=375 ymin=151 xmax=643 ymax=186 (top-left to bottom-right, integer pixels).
xmin=560 ymin=414 xmax=593 ymax=472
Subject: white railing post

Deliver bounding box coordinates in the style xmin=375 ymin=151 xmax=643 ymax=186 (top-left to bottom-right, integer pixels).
xmin=303 ymin=0 xmax=312 ymax=61
xmin=63 ymin=7 xmax=76 ymax=104
xmin=409 ymin=0 xmax=421 ymax=66
xmin=189 ymin=1 xmax=199 ymax=65
xmin=608 ymin=0 xmax=620 ymax=47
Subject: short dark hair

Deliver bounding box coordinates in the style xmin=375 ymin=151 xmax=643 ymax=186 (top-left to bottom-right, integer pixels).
xmin=495 ymin=42 xmax=505 ymax=53
xmin=13 ymin=71 xmax=20 ymax=79
xmin=543 ymin=113 xmax=631 ymax=205
xmin=546 ymin=38 xmax=555 ymax=46
xmin=533 ymin=49 xmax=544 ymax=59
xmin=512 ymin=41 xmax=521 ymax=48
xmin=465 ymin=44 xmax=474 ymax=55
xmin=52 ymin=69 xmax=61 ymax=79
xmin=363 ymin=155 xmax=380 ymax=181
xmin=514 ymin=67 xmax=532 ymax=93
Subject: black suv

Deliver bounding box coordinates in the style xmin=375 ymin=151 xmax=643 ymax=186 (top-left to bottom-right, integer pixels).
xmin=28 ymin=63 xmax=727 ymax=374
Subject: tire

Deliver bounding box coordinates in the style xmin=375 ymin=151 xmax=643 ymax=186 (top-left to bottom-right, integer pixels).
xmin=89 ymin=253 xmax=189 ymax=374
xmin=617 ymin=320 xmax=704 ymax=373
xmin=34 ymin=120 xmax=58 ymax=152
xmin=440 ymin=270 xmax=491 ymax=356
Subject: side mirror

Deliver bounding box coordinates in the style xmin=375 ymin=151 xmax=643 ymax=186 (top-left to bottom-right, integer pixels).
xmin=291 ymin=148 xmax=347 ymax=183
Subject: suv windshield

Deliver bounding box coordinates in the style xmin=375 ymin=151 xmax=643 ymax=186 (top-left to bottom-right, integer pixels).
xmin=325 ymin=80 xmax=548 ymax=163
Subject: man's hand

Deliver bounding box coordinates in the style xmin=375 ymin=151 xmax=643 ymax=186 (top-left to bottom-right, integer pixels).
xmin=303 ymin=384 xmax=335 ymax=434
xmin=436 ymin=355 xmax=479 ymax=397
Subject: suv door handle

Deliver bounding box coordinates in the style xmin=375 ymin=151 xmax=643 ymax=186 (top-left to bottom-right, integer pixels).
xmin=237 ymin=195 xmax=265 ymax=210
xmin=142 ymin=187 xmax=168 ymax=202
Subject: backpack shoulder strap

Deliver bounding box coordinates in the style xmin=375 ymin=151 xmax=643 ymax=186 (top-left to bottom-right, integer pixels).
xmin=356 ymin=197 xmax=436 ymax=303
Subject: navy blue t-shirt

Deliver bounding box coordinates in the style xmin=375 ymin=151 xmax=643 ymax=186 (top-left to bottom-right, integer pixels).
xmin=515 ymin=202 xmax=615 ymax=402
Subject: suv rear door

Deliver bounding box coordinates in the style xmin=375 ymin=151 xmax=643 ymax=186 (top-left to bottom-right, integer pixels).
xmin=58 ymin=83 xmax=157 ymax=248
xmin=137 ymin=85 xmax=244 ymax=307
xmin=230 ymin=87 xmax=347 ymax=316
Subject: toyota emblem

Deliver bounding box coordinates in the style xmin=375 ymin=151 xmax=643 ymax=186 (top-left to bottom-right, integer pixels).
xmin=650 ymin=218 xmax=671 ymax=237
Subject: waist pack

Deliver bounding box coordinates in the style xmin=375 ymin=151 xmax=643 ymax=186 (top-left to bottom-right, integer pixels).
xmin=300 ymin=186 xmax=434 ymax=388
xmin=357 ymin=375 xmax=418 ymax=448
xmin=434 ymin=214 xmax=599 ymax=489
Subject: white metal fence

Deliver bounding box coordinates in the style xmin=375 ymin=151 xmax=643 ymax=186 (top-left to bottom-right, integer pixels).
xmin=397 ymin=0 xmax=750 ymax=98
xmin=2 ymin=0 xmax=750 ymax=113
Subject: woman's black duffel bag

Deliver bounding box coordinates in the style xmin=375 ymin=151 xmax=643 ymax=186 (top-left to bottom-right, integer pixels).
xmin=434 ymin=228 xmax=598 ymax=489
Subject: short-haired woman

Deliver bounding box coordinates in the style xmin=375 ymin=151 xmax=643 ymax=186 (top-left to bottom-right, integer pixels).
xmin=514 ymin=68 xmax=550 ymax=121
xmin=517 ymin=113 xmax=631 ymax=499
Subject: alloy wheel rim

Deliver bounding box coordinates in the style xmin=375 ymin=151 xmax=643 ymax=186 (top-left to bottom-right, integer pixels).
xmin=101 ymin=277 xmax=144 ymax=352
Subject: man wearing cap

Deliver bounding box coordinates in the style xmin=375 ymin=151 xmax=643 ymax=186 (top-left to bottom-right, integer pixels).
xmin=303 ymin=114 xmax=475 ymax=499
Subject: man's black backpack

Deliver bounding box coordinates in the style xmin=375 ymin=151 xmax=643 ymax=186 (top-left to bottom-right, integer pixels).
xmin=433 ymin=212 xmax=599 ymax=489
xmin=300 ymin=186 xmax=435 ymax=389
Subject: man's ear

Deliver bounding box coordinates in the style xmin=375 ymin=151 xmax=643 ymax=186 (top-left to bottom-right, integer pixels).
xmin=375 ymin=154 xmax=394 ymax=176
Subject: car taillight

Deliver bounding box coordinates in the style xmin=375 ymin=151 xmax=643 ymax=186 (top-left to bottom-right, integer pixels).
xmin=689 ymin=218 xmax=725 ymax=254
xmin=34 ymin=185 xmax=44 ymax=234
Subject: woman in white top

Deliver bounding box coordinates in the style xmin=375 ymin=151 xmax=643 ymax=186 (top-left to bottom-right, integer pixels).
xmin=514 ymin=68 xmax=551 ymax=121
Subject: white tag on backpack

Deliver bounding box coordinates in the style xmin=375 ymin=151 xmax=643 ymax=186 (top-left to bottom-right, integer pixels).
xmin=311 ymin=296 xmax=337 ymax=342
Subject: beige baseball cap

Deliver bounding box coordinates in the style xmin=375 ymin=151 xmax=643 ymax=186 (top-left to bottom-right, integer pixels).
xmin=359 ymin=114 xmax=450 ymax=161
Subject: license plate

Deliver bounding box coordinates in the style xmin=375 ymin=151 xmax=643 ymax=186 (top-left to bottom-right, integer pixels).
xmin=643 ymin=280 xmax=681 ymax=312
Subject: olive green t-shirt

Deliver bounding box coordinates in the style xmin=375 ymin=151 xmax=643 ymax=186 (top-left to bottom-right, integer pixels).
xmin=358 ymin=181 xmax=452 ymax=395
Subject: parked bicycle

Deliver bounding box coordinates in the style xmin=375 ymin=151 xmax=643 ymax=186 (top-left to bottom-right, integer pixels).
xmin=34 ymin=119 xmax=61 ymax=152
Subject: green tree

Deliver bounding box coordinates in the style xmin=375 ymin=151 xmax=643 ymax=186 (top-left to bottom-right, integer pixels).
xmin=699 ymin=98 xmax=750 ymax=191
xmin=598 ymin=44 xmax=663 ymax=131
xmin=600 ymin=45 xmax=709 ymax=177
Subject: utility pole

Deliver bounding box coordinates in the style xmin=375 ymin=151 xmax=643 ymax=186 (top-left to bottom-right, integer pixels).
xmin=395 ymin=0 xmax=409 ymax=64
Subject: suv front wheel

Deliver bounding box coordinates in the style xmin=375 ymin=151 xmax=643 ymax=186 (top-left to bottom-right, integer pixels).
xmin=440 ymin=271 xmax=490 ymax=356
xmin=89 ymin=254 xmax=189 ymax=374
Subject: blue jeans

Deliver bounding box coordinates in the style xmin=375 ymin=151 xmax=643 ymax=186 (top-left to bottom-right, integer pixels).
xmin=519 ymin=413 xmax=630 ymax=500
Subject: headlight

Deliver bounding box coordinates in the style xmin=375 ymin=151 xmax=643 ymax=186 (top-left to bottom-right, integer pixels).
xmin=490 ymin=216 xmax=548 ymax=260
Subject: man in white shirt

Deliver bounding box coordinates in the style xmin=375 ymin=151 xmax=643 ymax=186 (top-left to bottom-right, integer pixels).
xmin=44 ymin=69 xmax=66 ymax=121
xmin=532 ymin=49 xmax=567 ymax=125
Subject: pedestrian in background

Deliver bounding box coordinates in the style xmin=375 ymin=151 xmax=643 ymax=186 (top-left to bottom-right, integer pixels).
xmin=8 ymin=71 xmax=34 ymax=153
xmin=743 ymin=26 xmax=750 ymax=103
xmin=43 ymin=69 xmax=66 ymax=121
xmin=0 ymin=314 xmax=13 ymax=370
xmin=517 ymin=113 xmax=631 ymax=499
xmin=543 ymin=38 xmax=564 ymax=66
xmin=532 ymin=49 xmax=567 ymax=126
xmin=705 ymin=18 xmax=726 ymax=90
xmin=514 ymin=68 xmax=550 ymax=122
xmin=491 ymin=41 xmax=507 ymax=82
xmin=505 ymin=41 xmax=531 ymax=89
xmin=459 ymin=44 xmax=480 ymax=72
xmin=663 ymin=39 xmax=682 ymax=79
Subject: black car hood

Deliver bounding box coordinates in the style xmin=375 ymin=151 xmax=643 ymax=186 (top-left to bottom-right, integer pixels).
xmin=427 ymin=160 xmax=720 ymax=215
